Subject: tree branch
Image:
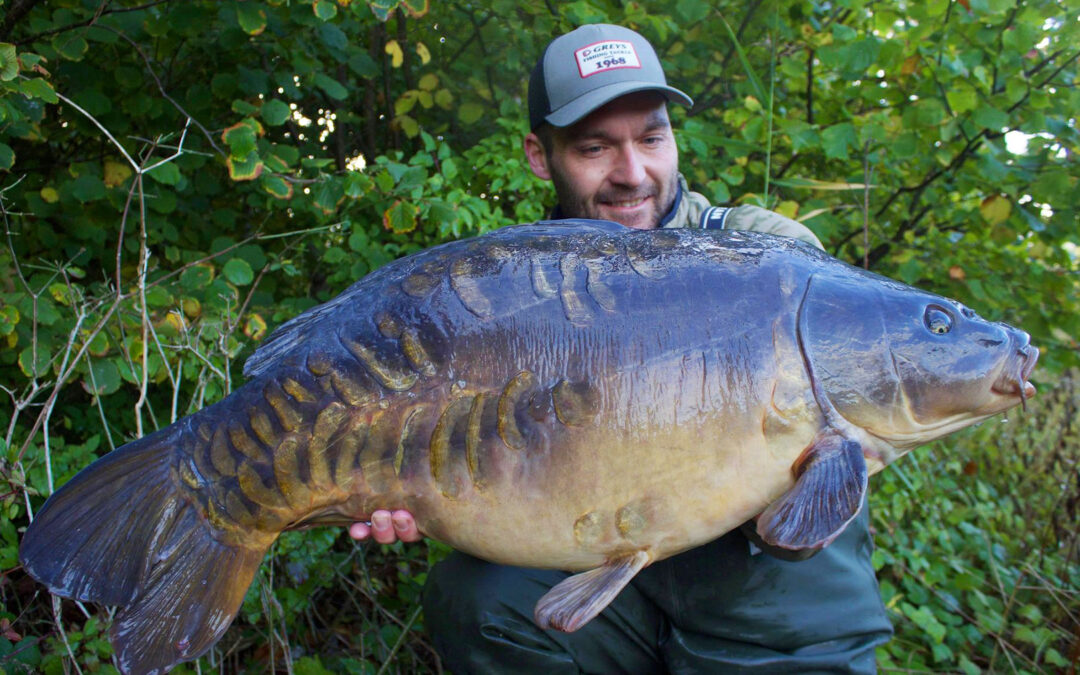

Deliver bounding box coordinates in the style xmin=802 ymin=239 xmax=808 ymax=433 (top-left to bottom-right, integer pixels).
xmin=0 ymin=0 xmax=47 ymax=41
xmin=12 ymin=0 xmax=175 ymax=45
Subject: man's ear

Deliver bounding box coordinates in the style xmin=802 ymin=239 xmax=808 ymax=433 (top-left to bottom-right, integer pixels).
xmin=523 ymin=133 xmax=552 ymax=180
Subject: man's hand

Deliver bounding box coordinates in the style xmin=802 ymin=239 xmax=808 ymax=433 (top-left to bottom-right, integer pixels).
xmin=349 ymin=509 xmax=422 ymax=544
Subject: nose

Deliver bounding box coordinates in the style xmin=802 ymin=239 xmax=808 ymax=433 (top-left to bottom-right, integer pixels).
xmin=610 ymin=145 xmax=646 ymax=186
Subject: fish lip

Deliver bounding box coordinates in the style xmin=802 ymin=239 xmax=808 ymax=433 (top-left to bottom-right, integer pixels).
xmin=990 ymin=344 xmax=1039 ymax=401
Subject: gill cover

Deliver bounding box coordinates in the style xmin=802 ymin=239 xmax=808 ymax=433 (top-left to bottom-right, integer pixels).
xmin=798 ymin=272 xmax=1021 ymax=445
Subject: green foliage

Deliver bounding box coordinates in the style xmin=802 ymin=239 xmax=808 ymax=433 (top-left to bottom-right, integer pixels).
xmin=0 ymin=0 xmax=1076 ymax=672
xmin=872 ymin=374 xmax=1080 ymax=672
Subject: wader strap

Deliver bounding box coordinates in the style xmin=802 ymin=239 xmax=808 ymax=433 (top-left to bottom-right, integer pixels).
xmin=700 ymin=206 xmax=731 ymax=230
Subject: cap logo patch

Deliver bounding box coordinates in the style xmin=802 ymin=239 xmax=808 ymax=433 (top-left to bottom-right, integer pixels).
xmin=574 ymin=40 xmax=641 ymax=78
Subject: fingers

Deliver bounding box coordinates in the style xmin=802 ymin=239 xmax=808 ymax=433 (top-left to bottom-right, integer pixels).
xmin=347 ymin=509 xmax=421 ymax=544
xmin=390 ymin=509 xmax=422 ymax=542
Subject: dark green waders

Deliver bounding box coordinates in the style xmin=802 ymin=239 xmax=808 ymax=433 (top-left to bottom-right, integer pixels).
xmin=422 ymin=498 xmax=892 ymax=674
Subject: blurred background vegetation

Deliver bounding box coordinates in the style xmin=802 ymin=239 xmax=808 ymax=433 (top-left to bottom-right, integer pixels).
xmin=0 ymin=0 xmax=1076 ymax=672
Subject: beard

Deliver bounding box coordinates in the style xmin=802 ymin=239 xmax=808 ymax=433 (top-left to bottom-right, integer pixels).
xmin=550 ymin=167 xmax=679 ymax=230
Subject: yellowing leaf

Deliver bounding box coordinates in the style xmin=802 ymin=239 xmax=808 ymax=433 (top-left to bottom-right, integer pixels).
xmin=261 ymin=173 xmax=294 ymax=200
xmin=181 ymin=297 xmax=202 ymax=320
xmin=383 ymin=199 xmax=419 ymax=233
xmin=40 ymin=186 xmax=59 ymax=203
xmin=418 ymin=73 xmax=438 ymax=91
xmin=402 ymin=0 xmax=429 ymax=18
xmin=979 ymin=194 xmax=1012 ymax=225
xmin=776 ymin=200 xmax=799 ymax=220
xmin=244 ymin=313 xmax=268 ymax=340
xmin=236 ymin=3 xmax=268 ymax=35
xmin=313 ymin=0 xmax=338 ymax=20
xmin=434 ymin=88 xmax=453 ymax=109
xmin=416 ymin=42 xmax=431 ymax=65
xmin=385 ymin=40 xmax=403 ymax=68
xmin=103 ymin=160 xmax=133 ymax=188
xmin=227 ymin=153 xmax=265 ymax=181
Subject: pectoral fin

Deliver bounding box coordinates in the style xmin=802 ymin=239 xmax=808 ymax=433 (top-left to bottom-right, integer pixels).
xmin=757 ymin=430 xmax=867 ymax=551
xmin=533 ymin=550 xmax=650 ymax=632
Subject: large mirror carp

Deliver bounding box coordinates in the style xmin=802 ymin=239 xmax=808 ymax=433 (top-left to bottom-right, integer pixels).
xmin=20 ymin=220 xmax=1037 ymax=674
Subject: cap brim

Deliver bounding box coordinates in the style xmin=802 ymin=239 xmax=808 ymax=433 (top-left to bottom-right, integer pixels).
xmin=545 ymin=82 xmax=694 ymax=128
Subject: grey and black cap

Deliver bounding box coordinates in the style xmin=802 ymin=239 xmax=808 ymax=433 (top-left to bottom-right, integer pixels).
xmin=528 ymin=24 xmax=693 ymax=131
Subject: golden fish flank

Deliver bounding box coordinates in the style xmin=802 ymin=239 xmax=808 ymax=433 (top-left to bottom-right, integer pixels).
xmin=343 ymin=337 xmax=419 ymax=392
xmin=497 ymin=371 xmax=537 ymax=450
xmin=264 ymin=381 xmax=303 ymax=431
xmin=464 ymin=392 xmax=489 ymax=486
xmin=451 ymin=256 xmax=495 ymax=318
xmin=558 ymin=255 xmax=592 ymax=324
xmin=227 ymin=423 xmax=264 ymax=462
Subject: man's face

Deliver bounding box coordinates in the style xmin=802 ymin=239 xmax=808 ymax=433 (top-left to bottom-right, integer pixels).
xmin=524 ymin=92 xmax=680 ymax=230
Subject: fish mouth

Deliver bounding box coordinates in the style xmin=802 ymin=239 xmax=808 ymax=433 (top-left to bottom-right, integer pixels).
xmin=990 ymin=342 xmax=1039 ymax=408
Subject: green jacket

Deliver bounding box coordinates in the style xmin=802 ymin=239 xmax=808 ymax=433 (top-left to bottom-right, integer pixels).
xmin=665 ymin=174 xmax=824 ymax=249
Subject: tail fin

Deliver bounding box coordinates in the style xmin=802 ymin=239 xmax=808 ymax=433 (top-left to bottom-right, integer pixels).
xmin=19 ymin=427 xmax=269 ymax=674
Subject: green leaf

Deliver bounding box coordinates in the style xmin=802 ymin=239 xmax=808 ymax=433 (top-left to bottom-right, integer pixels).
xmin=317 ymin=22 xmax=347 ymax=51
xmin=19 ymin=78 xmax=58 ymax=104
xmin=719 ymin=16 xmax=766 ymax=103
xmin=232 ymin=99 xmax=259 ymax=115
xmin=398 ymin=114 xmax=419 ymax=138
xmin=223 ymin=258 xmax=254 ymax=286
xmin=236 ymin=2 xmax=268 ymax=35
xmin=84 ymin=358 xmax=121 ymax=396
xmin=180 ymin=264 xmax=214 ymax=291
xmin=946 ymin=83 xmax=977 ymax=115
xmin=146 ymin=161 xmax=181 ymax=185
xmin=972 ymin=104 xmax=1009 ymax=130
xmin=675 ymin=0 xmax=710 ymax=23
xmin=54 ymin=36 xmax=89 ymax=61
xmin=18 ymin=345 xmax=51 ymax=378
xmin=0 ymin=43 xmax=17 ymax=81
xmin=313 ymin=72 xmax=347 ymax=100
xmin=71 ymin=173 xmax=106 ymax=202
xmin=367 ymin=0 xmax=398 ymax=21
xmin=0 ymin=142 xmax=13 ymax=170
xmin=0 ymin=304 xmax=20 ymax=335
xmin=261 ymin=98 xmax=291 ymax=126
xmin=821 ymin=123 xmax=857 ymax=160
xmin=348 ymin=52 xmax=379 ymax=78
xmin=312 ymin=179 xmax=344 ymax=215
xmin=344 ymin=171 xmax=372 ymax=198
xmin=458 ymin=102 xmax=484 ymax=124
xmin=313 ymin=0 xmax=338 ymax=21
xmin=222 ymin=119 xmax=259 ymax=159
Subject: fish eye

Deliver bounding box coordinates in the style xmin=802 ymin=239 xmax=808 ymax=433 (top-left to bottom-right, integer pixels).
xmin=924 ymin=307 xmax=953 ymax=335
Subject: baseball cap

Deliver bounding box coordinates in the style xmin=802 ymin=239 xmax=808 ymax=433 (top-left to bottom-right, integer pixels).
xmin=528 ymin=24 xmax=693 ymax=131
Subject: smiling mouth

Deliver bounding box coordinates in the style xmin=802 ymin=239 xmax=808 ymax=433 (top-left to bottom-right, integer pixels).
xmin=603 ymin=197 xmax=649 ymax=209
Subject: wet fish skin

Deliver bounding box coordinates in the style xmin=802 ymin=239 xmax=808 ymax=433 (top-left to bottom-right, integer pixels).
xmin=18 ymin=220 xmax=1036 ymax=673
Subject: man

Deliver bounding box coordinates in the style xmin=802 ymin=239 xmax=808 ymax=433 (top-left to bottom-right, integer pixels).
xmin=353 ymin=24 xmax=892 ymax=673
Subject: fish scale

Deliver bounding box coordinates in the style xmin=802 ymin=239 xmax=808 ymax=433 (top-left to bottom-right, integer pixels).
xmin=19 ymin=221 xmax=1036 ymax=674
